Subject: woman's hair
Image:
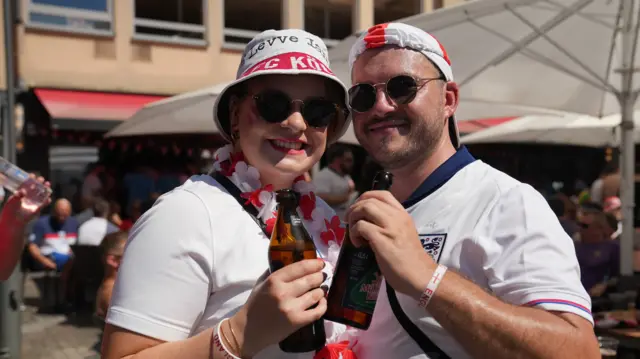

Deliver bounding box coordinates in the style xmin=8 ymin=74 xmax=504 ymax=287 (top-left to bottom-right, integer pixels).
xmin=324 ymin=78 xmax=348 ymax=141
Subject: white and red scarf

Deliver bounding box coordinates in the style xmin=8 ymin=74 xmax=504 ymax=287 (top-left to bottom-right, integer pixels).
xmin=212 ymin=144 xmax=358 ymax=359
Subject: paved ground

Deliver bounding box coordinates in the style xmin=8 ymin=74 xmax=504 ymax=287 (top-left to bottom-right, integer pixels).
xmin=21 ymin=274 xmax=102 ymax=359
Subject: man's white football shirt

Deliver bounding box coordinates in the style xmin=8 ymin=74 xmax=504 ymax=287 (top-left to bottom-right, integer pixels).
xmin=353 ymin=147 xmax=591 ymax=359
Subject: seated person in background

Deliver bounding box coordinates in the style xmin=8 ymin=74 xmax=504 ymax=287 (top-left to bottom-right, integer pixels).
xmin=574 ymin=211 xmax=619 ymax=297
xmin=123 ymin=165 xmax=156 ymax=216
xmin=78 ymin=198 xmax=119 ymax=246
xmin=118 ymin=199 xmax=154 ymax=231
xmin=547 ymin=195 xmax=580 ymax=241
xmin=95 ymin=231 xmax=128 ymax=320
xmin=28 ymin=198 xmax=78 ymax=306
xmin=313 ymin=144 xmax=356 ymax=221
xmin=577 ymin=201 xmax=604 ymax=226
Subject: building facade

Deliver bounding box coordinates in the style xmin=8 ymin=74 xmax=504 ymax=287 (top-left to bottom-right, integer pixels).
xmin=0 ymin=0 xmax=464 ymax=190
xmin=8 ymin=0 xmax=463 ymax=95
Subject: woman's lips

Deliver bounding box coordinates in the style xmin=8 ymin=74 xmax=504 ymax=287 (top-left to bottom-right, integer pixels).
xmin=269 ymin=139 xmax=307 ymax=155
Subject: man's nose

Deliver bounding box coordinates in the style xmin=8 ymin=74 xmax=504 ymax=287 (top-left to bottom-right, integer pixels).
xmin=369 ymin=87 xmax=397 ymax=117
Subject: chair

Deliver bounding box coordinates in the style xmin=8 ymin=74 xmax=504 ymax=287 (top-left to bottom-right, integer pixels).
xmin=69 ymin=245 xmax=105 ymax=312
xmin=21 ymin=244 xmax=61 ymax=310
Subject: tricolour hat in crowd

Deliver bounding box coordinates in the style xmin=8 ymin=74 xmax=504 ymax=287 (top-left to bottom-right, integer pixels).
xmin=214 ymin=29 xmax=350 ymax=144
xmin=348 ymin=22 xmax=460 ymax=148
xmin=604 ymin=196 xmax=622 ymax=212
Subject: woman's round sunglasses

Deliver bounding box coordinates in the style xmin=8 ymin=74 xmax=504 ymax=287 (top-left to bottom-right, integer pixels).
xmin=348 ymin=74 xmax=445 ymax=113
xmin=252 ymin=90 xmax=348 ymax=129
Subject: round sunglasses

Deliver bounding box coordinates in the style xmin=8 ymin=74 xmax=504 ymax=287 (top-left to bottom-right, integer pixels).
xmin=348 ymin=74 xmax=445 ymax=113
xmin=252 ymin=90 xmax=348 ymax=129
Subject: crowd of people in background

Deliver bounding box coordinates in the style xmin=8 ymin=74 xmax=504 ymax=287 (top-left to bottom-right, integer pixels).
xmin=546 ymin=161 xmax=623 ymax=301
xmin=17 ymin=158 xmax=204 ymax=314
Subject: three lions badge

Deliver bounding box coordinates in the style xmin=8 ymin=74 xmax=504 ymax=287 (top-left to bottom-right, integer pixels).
xmin=419 ymin=234 xmax=447 ymax=263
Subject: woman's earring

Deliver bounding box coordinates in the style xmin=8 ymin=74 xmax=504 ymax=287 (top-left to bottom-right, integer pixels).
xmin=231 ymin=131 xmax=239 ymax=142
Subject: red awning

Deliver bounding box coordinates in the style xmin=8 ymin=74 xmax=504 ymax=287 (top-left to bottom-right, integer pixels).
xmin=457 ymin=117 xmax=517 ymax=134
xmin=34 ymin=89 xmax=166 ymax=122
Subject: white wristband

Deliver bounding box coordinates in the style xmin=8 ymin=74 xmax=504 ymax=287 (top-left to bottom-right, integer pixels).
xmin=418 ymin=264 xmax=448 ymax=309
xmin=212 ymin=319 xmax=242 ymax=359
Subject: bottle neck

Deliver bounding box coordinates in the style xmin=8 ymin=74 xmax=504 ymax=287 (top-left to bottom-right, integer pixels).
xmin=277 ymin=201 xmax=300 ymax=223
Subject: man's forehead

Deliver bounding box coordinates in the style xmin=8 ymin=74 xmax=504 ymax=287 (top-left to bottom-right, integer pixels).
xmin=351 ymin=47 xmax=438 ymax=83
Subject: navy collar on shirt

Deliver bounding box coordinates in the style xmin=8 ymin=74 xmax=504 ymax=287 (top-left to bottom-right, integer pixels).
xmin=402 ymin=146 xmax=476 ymax=209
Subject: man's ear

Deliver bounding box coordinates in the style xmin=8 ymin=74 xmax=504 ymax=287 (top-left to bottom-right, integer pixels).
xmin=443 ymin=81 xmax=459 ymax=120
xmin=105 ymin=254 xmax=118 ymax=268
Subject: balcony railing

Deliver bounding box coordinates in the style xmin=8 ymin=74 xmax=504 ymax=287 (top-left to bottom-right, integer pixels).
xmin=133 ymin=17 xmax=207 ymax=46
xmin=222 ymin=28 xmax=261 ymax=50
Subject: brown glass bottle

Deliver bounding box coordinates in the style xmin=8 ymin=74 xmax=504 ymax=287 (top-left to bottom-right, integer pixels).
xmin=324 ymin=171 xmax=393 ymax=330
xmin=268 ymin=189 xmax=326 ymax=353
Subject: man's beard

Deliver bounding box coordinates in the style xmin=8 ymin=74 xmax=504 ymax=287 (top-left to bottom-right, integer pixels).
xmin=357 ymin=114 xmax=445 ymax=170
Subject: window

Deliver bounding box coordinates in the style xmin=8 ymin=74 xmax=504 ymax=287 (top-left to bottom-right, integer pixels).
xmin=304 ymin=1 xmax=352 ymax=48
xmin=223 ymin=0 xmax=281 ymax=50
xmin=134 ymin=0 xmax=207 ymax=46
xmin=27 ymin=0 xmax=113 ymax=35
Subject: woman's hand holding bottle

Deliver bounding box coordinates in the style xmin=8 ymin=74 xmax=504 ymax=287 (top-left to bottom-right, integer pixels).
xmin=227 ymin=259 xmax=328 ymax=357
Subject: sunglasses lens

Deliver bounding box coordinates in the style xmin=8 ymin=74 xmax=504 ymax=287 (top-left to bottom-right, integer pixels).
xmin=386 ymin=75 xmax=419 ymax=104
xmin=303 ymin=99 xmax=338 ymax=128
xmin=254 ymin=90 xmax=291 ymax=123
xmin=348 ymin=84 xmax=376 ymax=112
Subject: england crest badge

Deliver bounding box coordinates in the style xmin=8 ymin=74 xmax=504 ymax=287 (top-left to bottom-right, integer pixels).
xmin=419 ymin=234 xmax=447 ymax=263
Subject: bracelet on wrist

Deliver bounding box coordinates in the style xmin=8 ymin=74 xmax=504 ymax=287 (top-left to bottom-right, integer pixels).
xmin=227 ymin=318 xmax=242 ymax=355
xmin=418 ymin=264 xmax=448 ymax=309
xmin=212 ymin=319 xmax=242 ymax=359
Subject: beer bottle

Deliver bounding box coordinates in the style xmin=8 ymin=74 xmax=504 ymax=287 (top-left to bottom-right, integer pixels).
xmin=268 ymin=188 xmax=326 ymax=353
xmin=324 ymin=171 xmax=393 ymax=330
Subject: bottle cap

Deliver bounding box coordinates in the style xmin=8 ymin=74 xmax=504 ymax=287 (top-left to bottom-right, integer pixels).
xmin=276 ymin=188 xmax=298 ymax=203
xmin=372 ymin=171 xmax=393 ymax=190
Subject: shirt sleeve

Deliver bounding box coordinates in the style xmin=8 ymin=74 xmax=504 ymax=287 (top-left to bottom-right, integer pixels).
xmin=106 ymin=189 xmax=216 ymax=341
xmin=106 ymin=222 xmax=120 ymax=235
xmin=28 ymin=220 xmax=44 ymax=246
xmin=480 ymin=184 xmax=593 ymax=325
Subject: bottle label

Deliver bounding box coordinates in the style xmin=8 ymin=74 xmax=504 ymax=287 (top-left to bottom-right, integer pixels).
xmin=341 ymin=248 xmax=382 ymax=314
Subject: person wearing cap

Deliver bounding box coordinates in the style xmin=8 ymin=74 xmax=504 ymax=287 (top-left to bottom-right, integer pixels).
xmin=344 ymin=23 xmax=599 ymax=358
xmin=0 ymin=175 xmax=50 ymax=281
xmin=101 ymin=29 xmax=354 ymax=359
